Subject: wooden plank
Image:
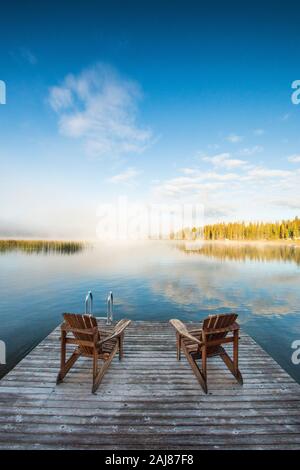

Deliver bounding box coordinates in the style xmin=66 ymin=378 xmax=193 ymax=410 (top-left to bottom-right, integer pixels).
xmin=0 ymin=320 xmax=300 ymax=450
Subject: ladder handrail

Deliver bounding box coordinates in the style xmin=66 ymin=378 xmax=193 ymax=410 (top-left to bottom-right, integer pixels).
xmin=107 ymin=291 xmax=113 ymax=325
xmin=85 ymin=291 xmax=93 ymax=315
xmin=84 ymin=290 xmax=113 ymax=325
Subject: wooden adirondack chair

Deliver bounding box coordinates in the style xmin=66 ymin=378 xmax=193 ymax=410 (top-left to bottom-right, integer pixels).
xmin=56 ymin=313 xmax=131 ymax=393
xmin=170 ymin=313 xmax=243 ymax=393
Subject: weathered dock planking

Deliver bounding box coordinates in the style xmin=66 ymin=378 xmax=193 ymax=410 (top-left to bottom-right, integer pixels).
xmin=0 ymin=320 xmax=300 ymax=450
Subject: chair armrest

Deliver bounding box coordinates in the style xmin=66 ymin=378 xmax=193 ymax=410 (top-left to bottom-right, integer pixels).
xmin=170 ymin=319 xmax=202 ymax=345
xmin=114 ymin=319 xmax=132 ymax=335
xmin=98 ymin=319 xmax=131 ymax=345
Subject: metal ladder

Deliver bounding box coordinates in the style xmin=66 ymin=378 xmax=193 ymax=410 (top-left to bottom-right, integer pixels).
xmin=85 ymin=290 xmax=113 ymax=325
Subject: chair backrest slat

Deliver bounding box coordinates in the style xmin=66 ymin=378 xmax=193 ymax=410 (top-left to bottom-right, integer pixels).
xmin=63 ymin=313 xmax=98 ymax=355
xmin=203 ymin=313 xmax=237 ymax=344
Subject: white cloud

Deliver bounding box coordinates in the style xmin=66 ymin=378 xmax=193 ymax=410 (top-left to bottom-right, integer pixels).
xmin=240 ymin=145 xmax=263 ymax=156
xmin=157 ymin=180 xmax=226 ymax=197
xmin=288 ymin=154 xmax=300 ymax=163
xmin=203 ymin=152 xmax=230 ymax=163
xmin=202 ymin=152 xmax=247 ymax=169
xmin=244 ymin=167 xmax=292 ymax=180
xmin=181 ymin=168 xmax=198 ymax=175
xmin=153 ymin=169 xmax=241 ymax=198
xmin=109 ymin=167 xmax=140 ymax=183
xmin=220 ymin=158 xmax=247 ymax=169
xmin=49 ymin=63 xmax=153 ymax=158
xmin=152 ymin=160 xmax=300 ymax=215
xmin=226 ymin=134 xmax=243 ymax=143
xmin=49 ymin=87 xmax=73 ymax=112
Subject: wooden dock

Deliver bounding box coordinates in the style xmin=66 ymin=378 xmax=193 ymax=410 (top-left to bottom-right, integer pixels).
xmin=1 ymin=320 xmax=300 ymax=450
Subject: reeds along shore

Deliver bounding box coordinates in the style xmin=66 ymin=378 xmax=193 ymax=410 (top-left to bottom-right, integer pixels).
xmin=0 ymin=239 xmax=85 ymax=254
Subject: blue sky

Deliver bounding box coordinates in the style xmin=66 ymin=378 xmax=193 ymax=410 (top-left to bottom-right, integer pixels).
xmin=0 ymin=0 xmax=300 ymax=238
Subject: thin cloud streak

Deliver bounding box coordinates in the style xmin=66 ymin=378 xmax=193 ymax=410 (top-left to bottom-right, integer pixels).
xmin=226 ymin=134 xmax=243 ymax=143
xmin=202 ymin=153 xmax=247 ymax=169
xmin=109 ymin=167 xmax=141 ymax=183
xmin=288 ymin=154 xmax=300 ymax=163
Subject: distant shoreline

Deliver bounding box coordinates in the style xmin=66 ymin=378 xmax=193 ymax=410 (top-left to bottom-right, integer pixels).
xmin=0 ymin=237 xmax=299 ymax=247
xmin=176 ymin=239 xmax=300 ymax=246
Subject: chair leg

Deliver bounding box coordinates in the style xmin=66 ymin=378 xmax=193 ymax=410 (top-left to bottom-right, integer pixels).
xmin=92 ymin=347 xmax=99 ymax=387
xmin=118 ymin=334 xmax=124 ymax=360
xmin=92 ymin=343 xmax=118 ymax=394
xmin=56 ymin=331 xmax=81 ymax=384
xmin=183 ymin=344 xmax=208 ymax=394
xmin=176 ymin=332 xmax=181 ymax=360
xmin=201 ymin=345 xmax=207 ymax=383
xmin=220 ymin=347 xmax=243 ymax=385
xmin=233 ymin=330 xmax=239 ymax=376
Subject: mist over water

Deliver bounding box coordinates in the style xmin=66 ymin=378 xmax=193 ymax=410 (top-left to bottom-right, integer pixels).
xmin=0 ymin=241 xmax=300 ymax=383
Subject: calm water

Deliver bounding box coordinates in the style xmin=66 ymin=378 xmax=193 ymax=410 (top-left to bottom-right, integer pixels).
xmin=1 ymin=241 xmax=300 ymax=382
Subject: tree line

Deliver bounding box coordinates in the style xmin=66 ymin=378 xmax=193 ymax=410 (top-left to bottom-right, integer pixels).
xmin=172 ymin=217 xmax=300 ymax=241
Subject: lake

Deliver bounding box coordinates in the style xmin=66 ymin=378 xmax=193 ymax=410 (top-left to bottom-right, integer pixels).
xmin=1 ymin=241 xmax=300 ymax=383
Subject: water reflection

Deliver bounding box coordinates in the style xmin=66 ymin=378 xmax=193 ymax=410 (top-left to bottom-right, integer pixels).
xmin=176 ymin=241 xmax=300 ymax=266
xmin=0 ymin=241 xmax=300 ymax=384
xmin=145 ymin=242 xmax=300 ymax=318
